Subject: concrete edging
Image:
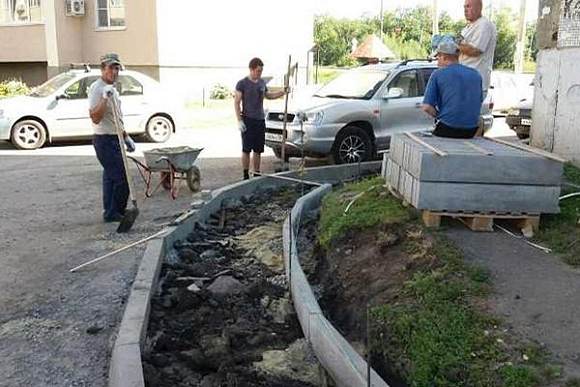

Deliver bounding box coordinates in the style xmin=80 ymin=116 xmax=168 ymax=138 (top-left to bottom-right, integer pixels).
xmin=107 ymin=161 xmax=382 ymax=387
xmin=283 ymin=185 xmax=390 ymax=387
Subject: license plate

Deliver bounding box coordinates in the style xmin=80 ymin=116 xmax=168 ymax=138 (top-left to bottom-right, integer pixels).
xmin=265 ymin=132 xmax=283 ymax=142
xmin=521 ymin=118 xmax=532 ymax=125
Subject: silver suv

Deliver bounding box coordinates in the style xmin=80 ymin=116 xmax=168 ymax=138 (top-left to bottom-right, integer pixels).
xmin=265 ymin=60 xmax=494 ymax=163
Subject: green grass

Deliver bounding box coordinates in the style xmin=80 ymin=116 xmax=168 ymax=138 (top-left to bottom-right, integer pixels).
xmin=317 ymin=176 xmax=409 ymax=247
xmin=316 ymin=177 xmax=567 ymax=387
xmin=372 ymin=239 xmax=509 ymax=387
xmin=535 ymin=163 xmax=580 ymax=266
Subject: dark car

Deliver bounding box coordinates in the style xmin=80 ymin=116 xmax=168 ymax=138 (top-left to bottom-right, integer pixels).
xmin=506 ymin=99 xmax=532 ymax=139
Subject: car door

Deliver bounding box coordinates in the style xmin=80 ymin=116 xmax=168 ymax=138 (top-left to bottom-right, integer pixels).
xmin=51 ymin=76 xmax=97 ymax=138
xmin=117 ymin=75 xmax=146 ymax=133
xmin=377 ymin=69 xmax=432 ymax=148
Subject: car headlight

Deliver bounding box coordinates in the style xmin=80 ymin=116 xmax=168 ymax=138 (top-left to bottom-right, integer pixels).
xmin=305 ymin=111 xmax=323 ymax=126
xmin=508 ymin=109 xmax=520 ymax=116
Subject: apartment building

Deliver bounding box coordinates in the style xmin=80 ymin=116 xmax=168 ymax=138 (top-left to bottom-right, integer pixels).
xmin=0 ymin=0 xmax=315 ymax=99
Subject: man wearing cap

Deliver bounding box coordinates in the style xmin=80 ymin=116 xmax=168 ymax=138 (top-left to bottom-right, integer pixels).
xmin=89 ymin=53 xmax=136 ymax=223
xmin=422 ymin=41 xmax=483 ymax=139
xmin=457 ymin=0 xmax=497 ymax=95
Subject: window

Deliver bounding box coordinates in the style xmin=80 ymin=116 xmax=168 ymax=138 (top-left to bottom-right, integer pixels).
xmin=0 ymin=0 xmax=42 ymax=23
xmin=118 ymin=76 xmax=143 ymax=96
xmin=389 ymin=71 xmax=419 ymax=98
xmin=420 ymin=68 xmax=436 ymax=95
xmin=96 ymin=0 xmax=125 ymax=29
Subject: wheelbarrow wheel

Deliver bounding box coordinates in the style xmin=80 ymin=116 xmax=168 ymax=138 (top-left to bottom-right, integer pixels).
xmin=160 ymin=172 xmax=172 ymax=190
xmin=186 ymin=166 xmax=201 ymax=192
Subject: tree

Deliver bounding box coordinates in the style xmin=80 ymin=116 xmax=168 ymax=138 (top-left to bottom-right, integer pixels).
xmin=492 ymin=7 xmax=518 ymax=69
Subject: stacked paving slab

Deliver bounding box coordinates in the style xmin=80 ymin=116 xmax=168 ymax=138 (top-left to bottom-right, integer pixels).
xmin=385 ymin=133 xmax=563 ymax=214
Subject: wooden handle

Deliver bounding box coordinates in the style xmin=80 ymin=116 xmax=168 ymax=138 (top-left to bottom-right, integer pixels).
xmin=110 ymin=97 xmax=138 ymax=202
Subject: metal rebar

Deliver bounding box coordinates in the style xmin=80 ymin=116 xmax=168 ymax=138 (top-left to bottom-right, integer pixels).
xmin=367 ymin=303 xmax=371 ymax=387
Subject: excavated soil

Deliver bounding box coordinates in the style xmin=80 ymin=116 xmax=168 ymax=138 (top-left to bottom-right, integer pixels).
xmin=143 ymin=187 xmax=320 ymax=387
xmin=306 ymin=221 xmax=438 ymax=387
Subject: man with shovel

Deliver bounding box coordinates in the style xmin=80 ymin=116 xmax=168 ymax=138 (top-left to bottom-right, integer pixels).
xmin=234 ymin=57 xmax=286 ymax=180
xmin=89 ymin=53 xmax=136 ymax=223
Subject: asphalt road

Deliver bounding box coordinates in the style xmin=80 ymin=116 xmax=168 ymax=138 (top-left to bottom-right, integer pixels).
xmin=0 ymin=119 xmax=513 ymax=386
xmin=0 ymin=126 xmax=286 ymax=387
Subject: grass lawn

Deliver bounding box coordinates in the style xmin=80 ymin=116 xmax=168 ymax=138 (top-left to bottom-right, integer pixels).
xmin=317 ymin=176 xmax=570 ymax=387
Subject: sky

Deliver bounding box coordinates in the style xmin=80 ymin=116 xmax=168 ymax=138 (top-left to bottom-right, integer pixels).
xmin=313 ymin=0 xmax=540 ymax=23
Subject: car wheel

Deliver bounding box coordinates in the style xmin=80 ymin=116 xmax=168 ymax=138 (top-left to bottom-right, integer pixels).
xmin=332 ymin=126 xmax=372 ymax=164
xmin=273 ymin=147 xmax=290 ymax=162
xmin=516 ymin=132 xmax=529 ymax=140
xmin=146 ymin=115 xmax=173 ymax=143
xmin=11 ymin=119 xmax=47 ymax=150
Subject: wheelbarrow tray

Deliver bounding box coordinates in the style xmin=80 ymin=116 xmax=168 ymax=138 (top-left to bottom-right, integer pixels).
xmin=143 ymin=146 xmax=202 ymax=173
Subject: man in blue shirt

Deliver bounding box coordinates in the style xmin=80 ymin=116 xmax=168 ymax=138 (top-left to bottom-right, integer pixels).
xmin=422 ymin=41 xmax=483 ymax=138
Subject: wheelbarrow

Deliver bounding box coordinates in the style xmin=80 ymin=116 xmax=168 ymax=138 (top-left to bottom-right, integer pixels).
xmin=128 ymin=146 xmax=203 ymax=200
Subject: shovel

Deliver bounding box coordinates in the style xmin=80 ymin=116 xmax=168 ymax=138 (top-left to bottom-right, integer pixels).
xmin=274 ymin=55 xmax=292 ymax=173
xmin=110 ymin=96 xmax=139 ymax=232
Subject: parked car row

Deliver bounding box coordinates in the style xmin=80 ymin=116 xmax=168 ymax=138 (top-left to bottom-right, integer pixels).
xmin=0 ymin=67 xmax=183 ymax=150
xmin=265 ymin=60 xmax=494 ymax=164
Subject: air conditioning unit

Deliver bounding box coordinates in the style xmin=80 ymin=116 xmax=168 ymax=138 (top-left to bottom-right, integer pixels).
xmin=65 ymin=0 xmax=85 ymax=17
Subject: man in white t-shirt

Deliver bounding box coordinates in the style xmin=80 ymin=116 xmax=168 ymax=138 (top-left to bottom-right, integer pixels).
xmin=88 ymin=53 xmax=135 ymax=223
xmin=457 ymin=0 xmax=497 ymax=93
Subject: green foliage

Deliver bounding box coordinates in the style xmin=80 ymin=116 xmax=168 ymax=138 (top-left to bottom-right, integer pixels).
xmin=317 ymin=176 xmax=409 ymax=247
xmin=209 ymin=84 xmax=233 ymax=100
xmin=492 ymin=7 xmax=518 ymax=69
xmin=535 ymin=163 xmax=580 ymax=266
xmin=315 ymin=5 xmax=532 ymax=72
xmin=384 ymin=35 xmax=428 ymax=60
xmin=0 ymin=79 xmax=29 ymax=98
xmin=499 ymin=365 xmax=538 ymax=387
xmin=314 ymin=15 xmax=376 ymax=66
xmin=372 ymin=237 xmax=506 ymax=387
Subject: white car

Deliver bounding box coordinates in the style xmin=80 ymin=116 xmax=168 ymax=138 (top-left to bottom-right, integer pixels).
xmin=0 ymin=67 xmax=184 ymax=150
xmin=489 ymin=71 xmax=534 ymax=116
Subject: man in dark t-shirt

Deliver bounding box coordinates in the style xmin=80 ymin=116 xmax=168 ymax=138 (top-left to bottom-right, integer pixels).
xmin=234 ymin=57 xmax=285 ymax=180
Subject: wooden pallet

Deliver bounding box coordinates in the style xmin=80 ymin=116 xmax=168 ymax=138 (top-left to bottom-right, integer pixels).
xmin=422 ymin=210 xmax=541 ymax=237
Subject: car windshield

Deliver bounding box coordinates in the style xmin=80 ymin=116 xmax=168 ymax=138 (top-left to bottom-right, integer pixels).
xmin=314 ymin=70 xmax=389 ymax=100
xmin=29 ymin=73 xmax=77 ymax=98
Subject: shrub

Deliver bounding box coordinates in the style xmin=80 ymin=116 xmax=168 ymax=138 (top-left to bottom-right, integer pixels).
xmin=0 ymin=79 xmax=29 ymax=98
xmin=210 ymin=84 xmax=233 ymax=100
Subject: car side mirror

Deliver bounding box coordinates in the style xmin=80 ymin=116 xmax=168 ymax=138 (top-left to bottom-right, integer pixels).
xmin=384 ymin=87 xmax=403 ymax=99
xmin=55 ymin=93 xmax=68 ymax=100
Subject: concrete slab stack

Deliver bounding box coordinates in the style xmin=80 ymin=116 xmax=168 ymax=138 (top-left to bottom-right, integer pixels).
xmin=385 ymin=133 xmax=563 ymax=214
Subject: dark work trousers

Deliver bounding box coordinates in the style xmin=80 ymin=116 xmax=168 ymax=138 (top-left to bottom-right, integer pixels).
xmin=93 ymin=134 xmax=129 ymax=221
xmin=433 ymin=121 xmax=478 ymax=139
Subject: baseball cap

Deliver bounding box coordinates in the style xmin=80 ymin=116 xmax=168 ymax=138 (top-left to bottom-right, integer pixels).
xmin=100 ymin=53 xmax=122 ymax=66
xmin=435 ymin=41 xmax=460 ymax=56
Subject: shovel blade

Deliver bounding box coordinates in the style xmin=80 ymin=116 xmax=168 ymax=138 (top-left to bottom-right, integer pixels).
xmin=116 ymin=207 xmax=139 ymax=233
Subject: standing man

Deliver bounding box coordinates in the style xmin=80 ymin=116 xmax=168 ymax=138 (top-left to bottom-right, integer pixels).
xmin=89 ymin=53 xmax=135 ymax=223
xmin=422 ymin=41 xmax=483 ymax=139
xmin=234 ymin=57 xmax=285 ymax=180
xmin=457 ymin=0 xmax=497 ymax=95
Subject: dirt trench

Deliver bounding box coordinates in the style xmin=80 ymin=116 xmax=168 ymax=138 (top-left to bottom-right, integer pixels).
xmin=143 ymin=186 xmax=321 ymax=387
xmin=302 ymin=219 xmax=437 ymax=387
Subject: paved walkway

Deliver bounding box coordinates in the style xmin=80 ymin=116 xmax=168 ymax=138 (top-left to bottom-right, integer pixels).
xmin=445 ymin=225 xmax=580 ymax=378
